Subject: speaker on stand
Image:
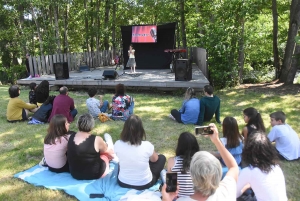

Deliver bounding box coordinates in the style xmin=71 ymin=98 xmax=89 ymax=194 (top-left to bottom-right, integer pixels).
xmin=102 ymin=70 xmax=118 ymax=79
xmin=53 ymin=62 xmax=69 ymax=80
xmin=175 ymin=59 xmax=192 ymax=81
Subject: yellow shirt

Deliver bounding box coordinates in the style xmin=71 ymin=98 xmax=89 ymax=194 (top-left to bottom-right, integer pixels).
xmin=6 ymin=97 xmax=37 ymax=121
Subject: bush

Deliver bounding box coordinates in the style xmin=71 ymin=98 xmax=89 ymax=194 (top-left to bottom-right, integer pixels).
xmin=0 ymin=64 xmax=27 ymax=84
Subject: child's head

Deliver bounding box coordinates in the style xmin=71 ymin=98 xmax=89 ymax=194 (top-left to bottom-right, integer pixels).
xmin=115 ymin=83 xmax=125 ymax=96
xmin=9 ymin=85 xmax=20 ymax=98
xmin=222 ymin=117 xmax=242 ymax=148
xmin=184 ymin=87 xmax=196 ymax=100
xmin=88 ymin=87 xmax=97 ymax=98
xmin=120 ymin=115 xmax=146 ymax=146
xmin=176 ymin=132 xmax=200 ymax=173
xmin=204 ymin=85 xmax=214 ymax=96
xmin=270 ymin=111 xmax=286 ymax=126
xmin=29 ymin=82 xmax=37 ymax=90
xmin=243 ymin=107 xmax=265 ymax=132
xmin=44 ymin=114 xmax=69 ymax=145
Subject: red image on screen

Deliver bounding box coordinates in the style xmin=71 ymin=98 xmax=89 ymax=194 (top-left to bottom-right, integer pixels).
xmin=132 ymin=25 xmax=157 ymax=43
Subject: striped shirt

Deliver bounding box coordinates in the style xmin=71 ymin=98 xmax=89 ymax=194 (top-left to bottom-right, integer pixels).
xmin=171 ymin=156 xmax=194 ymax=197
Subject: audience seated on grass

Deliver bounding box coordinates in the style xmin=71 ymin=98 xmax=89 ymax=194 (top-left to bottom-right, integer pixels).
xmin=114 ymin=115 xmax=166 ymax=190
xmin=167 ymin=132 xmax=199 ymax=197
xmin=242 ymin=107 xmax=265 ymax=142
xmin=197 ymin=85 xmax=221 ymax=126
xmin=67 ymin=113 xmax=115 ymax=180
xmin=86 ymin=87 xmax=110 ymax=118
xmin=35 ymin=80 xmax=49 ymax=106
xmin=41 ymin=114 xmax=76 ymax=173
xmin=28 ymin=96 xmax=56 ymax=124
xmin=112 ymin=83 xmax=134 ymax=121
xmin=236 ymin=131 xmax=287 ymax=201
xmin=267 ymin=111 xmax=300 ymax=161
xmin=164 ymin=123 xmax=239 ymax=201
xmin=29 ymin=82 xmax=37 ymax=105
xmin=48 ymin=86 xmax=77 ymax=123
xmin=170 ymin=87 xmax=200 ymax=124
xmin=213 ymin=117 xmax=244 ymax=166
xmin=6 ymin=85 xmax=38 ymax=123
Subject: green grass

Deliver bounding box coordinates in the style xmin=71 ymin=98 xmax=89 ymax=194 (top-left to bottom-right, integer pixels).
xmin=0 ymin=85 xmax=299 ymax=200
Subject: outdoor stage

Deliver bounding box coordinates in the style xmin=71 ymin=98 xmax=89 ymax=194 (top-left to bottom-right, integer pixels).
xmin=17 ymin=64 xmax=209 ymax=92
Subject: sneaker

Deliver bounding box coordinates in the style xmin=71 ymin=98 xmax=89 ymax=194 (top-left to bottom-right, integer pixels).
xmin=39 ymin=157 xmax=47 ymax=167
xmin=26 ymin=75 xmax=32 ymax=79
xmin=35 ymin=74 xmax=40 ymax=77
xmin=168 ymin=114 xmax=176 ymax=121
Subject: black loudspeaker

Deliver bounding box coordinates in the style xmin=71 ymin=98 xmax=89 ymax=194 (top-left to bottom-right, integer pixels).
xmin=53 ymin=62 xmax=69 ymax=80
xmin=102 ymin=70 xmax=118 ymax=79
xmin=175 ymin=59 xmax=192 ymax=81
xmin=79 ymin=65 xmax=90 ymax=72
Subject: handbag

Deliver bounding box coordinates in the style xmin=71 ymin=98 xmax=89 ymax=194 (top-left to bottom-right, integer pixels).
xmin=98 ymin=113 xmax=111 ymax=123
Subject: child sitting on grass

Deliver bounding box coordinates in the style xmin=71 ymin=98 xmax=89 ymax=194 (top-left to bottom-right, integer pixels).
xmin=86 ymin=87 xmax=110 ymax=118
xmin=242 ymin=107 xmax=265 ymax=142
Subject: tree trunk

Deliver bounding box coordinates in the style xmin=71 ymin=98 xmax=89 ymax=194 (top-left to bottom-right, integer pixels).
xmin=63 ymin=4 xmax=69 ymax=53
xmin=30 ymin=5 xmax=44 ymax=54
xmin=96 ymin=0 xmax=101 ymax=52
xmin=54 ymin=5 xmax=61 ymax=54
xmin=90 ymin=0 xmax=95 ymax=52
xmin=194 ymin=2 xmax=202 ymax=35
xmin=112 ymin=1 xmax=116 ymax=55
xmin=84 ymin=0 xmax=89 ymax=52
xmin=238 ymin=18 xmax=245 ymax=84
xmin=279 ymin=0 xmax=300 ymax=83
xmin=272 ymin=0 xmax=280 ymax=79
xmin=104 ymin=0 xmax=110 ymax=50
xmin=287 ymin=44 xmax=300 ymax=82
xmin=180 ymin=0 xmax=187 ymax=51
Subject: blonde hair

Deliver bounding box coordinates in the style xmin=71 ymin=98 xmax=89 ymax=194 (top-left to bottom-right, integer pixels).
xmin=190 ymin=151 xmax=222 ymax=196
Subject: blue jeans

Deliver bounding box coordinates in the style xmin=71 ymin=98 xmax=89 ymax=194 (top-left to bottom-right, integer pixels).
xmin=100 ymin=100 xmax=109 ymax=113
xmin=128 ymin=101 xmax=134 ymax=115
xmin=70 ymin=109 xmax=78 ymax=119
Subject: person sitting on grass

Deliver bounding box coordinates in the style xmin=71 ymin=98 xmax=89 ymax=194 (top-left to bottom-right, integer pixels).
xmin=242 ymin=107 xmax=265 ymax=142
xmin=67 ymin=113 xmax=115 ymax=180
xmin=114 ymin=115 xmax=166 ymax=190
xmin=213 ymin=117 xmax=244 ymax=166
xmin=6 ymin=85 xmax=38 ymax=123
xmin=169 ymin=87 xmax=200 ymax=124
xmin=236 ymin=131 xmax=287 ymax=201
xmin=167 ymin=132 xmax=200 ymax=197
xmin=86 ymin=87 xmax=110 ymax=118
xmin=169 ymin=123 xmax=239 ymax=201
xmin=29 ymin=82 xmax=37 ymax=105
xmin=29 ymin=96 xmax=56 ymax=124
xmin=35 ymin=80 xmax=49 ymax=106
xmin=267 ymin=111 xmax=300 ymax=161
xmin=196 ymin=85 xmax=221 ymax=126
xmin=112 ymin=83 xmax=134 ymax=121
xmin=41 ymin=114 xmax=76 ymax=173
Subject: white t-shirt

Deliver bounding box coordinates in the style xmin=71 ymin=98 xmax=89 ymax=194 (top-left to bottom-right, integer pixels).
xmin=236 ymin=165 xmax=287 ymax=201
xmin=268 ymin=124 xmax=300 ymax=160
xmin=114 ymin=140 xmax=154 ymax=186
xmin=176 ymin=176 xmax=236 ymax=201
xmin=128 ymin=49 xmax=135 ymax=58
xmin=86 ymin=97 xmax=101 ymax=118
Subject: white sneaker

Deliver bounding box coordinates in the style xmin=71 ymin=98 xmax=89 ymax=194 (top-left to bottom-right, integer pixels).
xmin=168 ymin=114 xmax=176 ymax=121
xmin=26 ymin=75 xmax=32 ymax=79
xmin=39 ymin=157 xmax=47 ymax=167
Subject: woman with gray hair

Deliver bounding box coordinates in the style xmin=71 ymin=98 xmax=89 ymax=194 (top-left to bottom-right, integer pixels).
xmin=164 ymin=123 xmax=239 ymax=201
xmin=67 ymin=113 xmax=115 ymax=180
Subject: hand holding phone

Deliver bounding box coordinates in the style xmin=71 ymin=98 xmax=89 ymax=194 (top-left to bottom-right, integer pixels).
xmin=166 ymin=173 xmax=177 ymax=192
xmin=195 ymin=126 xmax=214 ymax=135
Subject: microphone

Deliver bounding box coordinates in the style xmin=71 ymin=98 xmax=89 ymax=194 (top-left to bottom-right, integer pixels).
xmin=150 ymin=28 xmax=157 ymax=42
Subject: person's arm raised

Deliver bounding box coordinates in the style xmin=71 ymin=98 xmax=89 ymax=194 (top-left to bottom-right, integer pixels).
xmin=209 ymin=123 xmax=239 ymax=182
xmin=96 ymin=136 xmax=114 ymax=160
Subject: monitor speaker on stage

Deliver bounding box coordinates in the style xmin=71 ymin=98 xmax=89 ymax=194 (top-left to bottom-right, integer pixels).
xmin=175 ymin=59 xmax=192 ymax=81
xmin=103 ymin=70 xmax=118 ymax=79
xmin=53 ymin=62 xmax=69 ymax=80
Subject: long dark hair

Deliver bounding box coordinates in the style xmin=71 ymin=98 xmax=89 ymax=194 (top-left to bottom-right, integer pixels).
xmin=35 ymin=80 xmax=49 ymax=103
xmin=243 ymin=107 xmax=265 ymax=132
xmin=242 ymin=131 xmax=279 ymax=173
xmin=120 ymin=115 xmax=146 ymax=145
xmin=44 ymin=114 xmax=68 ymax=145
xmin=175 ymin=132 xmax=200 ymax=173
xmin=222 ymin=117 xmax=243 ymax=148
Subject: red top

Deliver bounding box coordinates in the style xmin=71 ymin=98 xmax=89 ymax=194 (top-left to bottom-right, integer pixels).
xmin=48 ymin=94 xmax=75 ymax=122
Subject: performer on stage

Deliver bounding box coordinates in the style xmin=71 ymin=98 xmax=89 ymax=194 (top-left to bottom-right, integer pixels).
xmin=126 ymin=44 xmax=136 ymax=73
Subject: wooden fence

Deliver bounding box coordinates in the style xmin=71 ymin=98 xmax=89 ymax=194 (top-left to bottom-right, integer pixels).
xmin=28 ymin=49 xmax=122 ymax=76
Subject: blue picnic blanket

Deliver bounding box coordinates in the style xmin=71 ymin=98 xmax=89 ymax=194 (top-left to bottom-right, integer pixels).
xmin=14 ymin=162 xmax=162 ymax=201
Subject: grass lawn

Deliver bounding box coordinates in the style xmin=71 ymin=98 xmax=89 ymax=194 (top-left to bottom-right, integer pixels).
xmin=0 ymin=84 xmax=299 ymax=200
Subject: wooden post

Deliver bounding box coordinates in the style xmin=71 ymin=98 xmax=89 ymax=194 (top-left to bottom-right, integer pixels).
xmin=41 ymin=55 xmax=46 ymax=75
xmin=49 ymin=55 xmax=54 ymax=74
xmin=28 ymin=56 xmax=34 ymax=76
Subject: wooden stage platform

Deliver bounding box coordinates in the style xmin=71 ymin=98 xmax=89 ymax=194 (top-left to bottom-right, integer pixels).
xmin=17 ymin=64 xmax=209 ymax=92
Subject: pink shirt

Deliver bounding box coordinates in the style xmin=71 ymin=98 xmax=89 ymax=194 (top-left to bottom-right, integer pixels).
xmin=44 ymin=135 xmax=70 ymax=169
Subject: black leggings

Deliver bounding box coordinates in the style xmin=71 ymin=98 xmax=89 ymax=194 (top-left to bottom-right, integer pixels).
xmin=48 ymin=161 xmax=69 ymax=173
xmin=118 ymin=154 xmax=166 ymax=190
xmin=171 ymin=109 xmax=183 ymax=123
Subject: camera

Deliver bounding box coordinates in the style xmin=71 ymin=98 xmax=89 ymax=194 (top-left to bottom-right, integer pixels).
xmin=195 ymin=126 xmax=214 ymax=135
xmin=166 ymin=173 xmax=177 ymax=192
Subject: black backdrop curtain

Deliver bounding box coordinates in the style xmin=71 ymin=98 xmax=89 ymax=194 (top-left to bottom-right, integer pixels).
xmin=121 ymin=22 xmax=176 ymax=69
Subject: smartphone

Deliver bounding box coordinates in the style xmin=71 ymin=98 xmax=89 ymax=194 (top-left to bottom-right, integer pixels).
xmin=166 ymin=173 xmax=177 ymax=192
xmin=195 ymin=126 xmax=214 ymax=135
